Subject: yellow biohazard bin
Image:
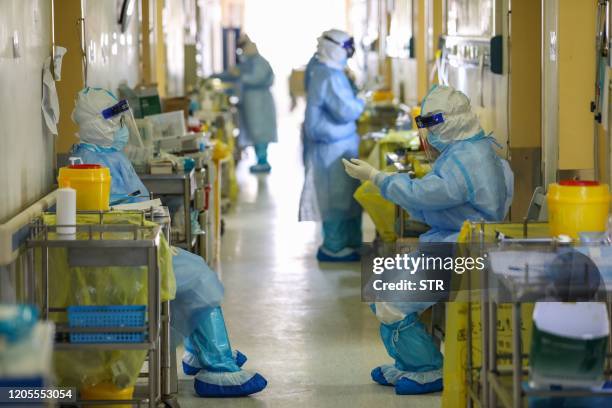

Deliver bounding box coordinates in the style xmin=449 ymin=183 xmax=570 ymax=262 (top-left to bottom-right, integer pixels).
xmin=58 ymin=162 xmax=111 ymax=211
xmin=547 ymin=180 xmax=610 ymax=239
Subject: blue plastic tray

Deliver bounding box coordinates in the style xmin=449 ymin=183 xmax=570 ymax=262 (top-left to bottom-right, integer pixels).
xmin=67 ymin=305 xmax=146 ymax=343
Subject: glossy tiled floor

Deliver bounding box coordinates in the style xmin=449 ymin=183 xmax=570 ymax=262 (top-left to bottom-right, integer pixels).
xmin=176 ymin=111 xmax=441 ymax=407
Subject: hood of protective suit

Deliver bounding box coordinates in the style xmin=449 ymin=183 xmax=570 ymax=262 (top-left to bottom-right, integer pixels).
xmin=238 ymin=33 xmax=258 ymax=56
xmin=421 ymin=85 xmax=483 ymax=152
xmin=317 ymin=29 xmax=351 ymax=70
xmin=72 ymin=87 xmax=120 ymax=148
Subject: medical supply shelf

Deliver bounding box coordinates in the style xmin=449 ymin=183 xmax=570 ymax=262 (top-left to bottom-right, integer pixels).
xmin=27 ymin=219 xmax=170 ymax=408
xmin=175 ymin=151 xmax=216 ymax=263
xmin=465 ymin=221 xmax=612 ymax=408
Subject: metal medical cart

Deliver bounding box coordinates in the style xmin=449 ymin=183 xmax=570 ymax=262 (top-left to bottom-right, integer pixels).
xmin=465 ymin=220 xmax=612 ymax=408
xmin=138 ymin=169 xmax=199 ymax=254
xmin=27 ymin=214 xmax=174 ymax=407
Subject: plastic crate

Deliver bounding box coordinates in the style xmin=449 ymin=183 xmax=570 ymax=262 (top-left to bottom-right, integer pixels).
xmin=67 ymin=305 xmax=146 ymax=343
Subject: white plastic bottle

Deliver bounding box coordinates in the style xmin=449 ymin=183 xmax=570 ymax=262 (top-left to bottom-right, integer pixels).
xmin=56 ymin=183 xmax=76 ymax=235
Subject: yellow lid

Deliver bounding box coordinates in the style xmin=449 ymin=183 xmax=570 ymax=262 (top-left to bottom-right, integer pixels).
xmin=58 ymin=165 xmax=111 ymax=181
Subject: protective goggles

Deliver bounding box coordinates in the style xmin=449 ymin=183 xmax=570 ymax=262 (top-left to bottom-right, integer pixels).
xmin=324 ymin=35 xmax=355 ymax=58
xmin=415 ymin=112 xmax=445 ymax=129
xmin=102 ymin=99 xmax=130 ymax=121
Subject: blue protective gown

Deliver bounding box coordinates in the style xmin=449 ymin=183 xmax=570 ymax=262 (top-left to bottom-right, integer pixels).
xmin=377 ymin=134 xmax=514 ymax=242
xmin=219 ymin=54 xmax=277 ymax=148
xmin=70 ymin=143 xmax=227 ymax=333
xmin=370 ymin=134 xmax=514 ymax=393
xmin=304 ymin=54 xmax=320 ymax=91
xmin=71 ymin=144 xmax=266 ymax=396
xmin=237 ymin=54 xmax=277 ymax=147
xmin=299 ymin=62 xmax=365 ymax=253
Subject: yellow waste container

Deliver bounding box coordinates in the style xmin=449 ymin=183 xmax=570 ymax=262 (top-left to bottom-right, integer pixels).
xmin=411 ymin=106 xmax=421 ymax=130
xmin=80 ymin=383 xmax=134 ymax=408
xmin=58 ymin=163 xmax=111 ymax=211
xmin=372 ymin=89 xmax=394 ymax=103
xmin=547 ymin=180 xmax=610 ymax=238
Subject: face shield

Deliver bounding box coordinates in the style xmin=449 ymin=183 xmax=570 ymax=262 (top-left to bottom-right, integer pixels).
xmin=101 ymin=99 xmax=141 ymax=150
xmin=323 ymin=35 xmax=355 ymax=58
xmin=415 ymin=112 xmax=445 ymax=162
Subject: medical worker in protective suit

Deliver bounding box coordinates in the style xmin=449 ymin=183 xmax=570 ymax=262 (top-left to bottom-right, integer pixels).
xmin=344 ymin=85 xmax=514 ymax=394
xmin=299 ymin=29 xmax=365 ymax=262
xmin=214 ymin=34 xmax=277 ymax=173
xmin=70 ymin=87 xmax=267 ymax=398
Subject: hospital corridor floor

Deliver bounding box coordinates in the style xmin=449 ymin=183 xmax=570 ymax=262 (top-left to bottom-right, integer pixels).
xmin=176 ymin=136 xmax=441 ymax=407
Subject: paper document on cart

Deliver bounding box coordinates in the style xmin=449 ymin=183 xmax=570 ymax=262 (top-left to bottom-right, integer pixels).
xmin=111 ymin=198 xmax=163 ymax=212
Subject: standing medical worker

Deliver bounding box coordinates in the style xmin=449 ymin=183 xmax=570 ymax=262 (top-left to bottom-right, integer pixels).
xmin=215 ymin=34 xmax=277 ymax=173
xmin=299 ymin=29 xmax=365 ymax=262
xmin=344 ymin=85 xmax=514 ymax=394
xmin=70 ymin=87 xmax=268 ymax=398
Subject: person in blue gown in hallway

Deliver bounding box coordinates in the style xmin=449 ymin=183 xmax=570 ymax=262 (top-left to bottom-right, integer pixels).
xmin=70 ymin=87 xmax=268 ymax=397
xmin=344 ymin=85 xmax=514 ymax=395
xmin=299 ymin=29 xmax=365 ymax=263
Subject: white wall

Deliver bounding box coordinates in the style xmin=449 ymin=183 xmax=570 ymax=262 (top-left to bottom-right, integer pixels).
xmin=85 ymin=0 xmax=140 ymax=92
xmin=198 ymin=0 xmax=224 ymax=77
xmin=165 ymin=0 xmax=187 ymax=96
xmin=0 ymin=0 xmax=54 ymax=223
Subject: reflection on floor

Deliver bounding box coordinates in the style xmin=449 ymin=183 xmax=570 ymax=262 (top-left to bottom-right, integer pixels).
xmin=176 ymin=112 xmax=441 ymax=407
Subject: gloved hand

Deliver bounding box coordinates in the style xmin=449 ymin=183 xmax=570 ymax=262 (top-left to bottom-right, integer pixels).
xmin=342 ymin=158 xmax=379 ymax=182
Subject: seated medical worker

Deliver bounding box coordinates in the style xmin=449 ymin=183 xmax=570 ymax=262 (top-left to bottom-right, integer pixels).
xmin=344 ymin=85 xmax=514 ymax=394
xmin=299 ymin=29 xmax=365 ymax=262
xmin=70 ymin=87 xmax=267 ymax=398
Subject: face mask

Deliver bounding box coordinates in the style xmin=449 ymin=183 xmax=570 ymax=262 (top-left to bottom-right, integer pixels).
xmin=427 ymin=131 xmax=446 ymax=153
xmin=112 ymin=126 xmax=129 ymax=151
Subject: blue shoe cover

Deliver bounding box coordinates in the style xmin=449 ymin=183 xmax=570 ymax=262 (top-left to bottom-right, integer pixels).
xmin=194 ymin=370 xmax=267 ymax=397
xmin=234 ymin=350 xmax=248 ymax=368
xmin=395 ymin=377 xmax=443 ymax=395
xmin=371 ymin=364 xmax=408 ymax=386
xmin=182 ymin=349 xmax=248 ymax=375
xmin=316 ymin=247 xmax=360 ymax=262
xmin=371 ymin=367 xmax=392 ymax=386
xmin=249 ymin=163 xmax=271 ymax=173
xmin=183 ymin=360 xmax=201 ymax=376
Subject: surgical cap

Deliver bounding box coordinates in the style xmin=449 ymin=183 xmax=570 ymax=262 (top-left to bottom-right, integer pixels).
xmin=72 ymin=87 xmax=120 ymax=147
xmin=421 ymin=85 xmax=483 ymax=147
xmin=317 ymin=29 xmax=352 ymax=70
